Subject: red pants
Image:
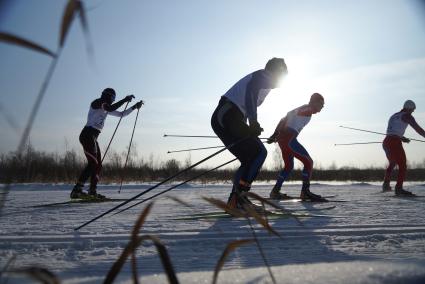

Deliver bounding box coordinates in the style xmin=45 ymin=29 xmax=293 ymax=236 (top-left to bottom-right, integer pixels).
xmin=382 ymin=136 xmax=406 ymax=188
xmin=277 ymin=131 xmax=313 ymax=181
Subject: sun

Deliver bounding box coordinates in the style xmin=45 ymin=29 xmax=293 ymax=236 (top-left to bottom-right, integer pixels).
xmin=259 ymin=55 xmax=319 ymax=133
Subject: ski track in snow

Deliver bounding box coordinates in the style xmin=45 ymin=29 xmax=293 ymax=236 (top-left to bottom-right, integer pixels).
xmin=1 ymin=182 xmax=425 ymax=283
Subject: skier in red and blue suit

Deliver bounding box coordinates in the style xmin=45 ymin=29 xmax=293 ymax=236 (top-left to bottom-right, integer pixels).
xmin=267 ymin=93 xmax=324 ymax=201
xmin=382 ymin=100 xmax=425 ymax=195
xmin=211 ymin=58 xmax=287 ymax=209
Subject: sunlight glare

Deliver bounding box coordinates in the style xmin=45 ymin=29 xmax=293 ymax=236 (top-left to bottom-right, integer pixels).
xmin=259 ymin=55 xmax=320 ymax=133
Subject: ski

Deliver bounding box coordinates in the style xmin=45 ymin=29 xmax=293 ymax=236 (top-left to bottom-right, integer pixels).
xmin=390 ymin=195 xmax=425 ymax=199
xmin=267 ymin=195 xmax=337 ymax=202
xmin=172 ymin=208 xmax=341 ymax=221
xmin=32 ymin=198 xmax=129 ymax=208
xmin=277 ymin=198 xmax=346 ymax=203
xmin=272 ymin=205 xmax=336 ymax=211
xmin=179 ymin=205 xmax=336 ymax=217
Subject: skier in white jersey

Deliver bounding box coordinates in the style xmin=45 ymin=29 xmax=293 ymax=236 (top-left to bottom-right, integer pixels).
xmin=211 ymin=58 xmax=287 ymax=210
xmin=267 ymin=93 xmax=325 ymax=201
xmin=382 ymin=100 xmax=425 ymax=195
xmin=71 ymin=88 xmax=143 ymax=199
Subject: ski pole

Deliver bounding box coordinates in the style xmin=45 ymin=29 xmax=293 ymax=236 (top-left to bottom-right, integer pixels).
xmin=113 ymin=158 xmax=237 ymax=216
xmin=334 ymin=142 xmax=382 ymax=146
xmin=74 ymin=137 xmax=247 ymax=231
xmin=164 ymin=133 xmax=269 ymax=140
xmin=168 ymin=138 xmax=272 ymax=154
xmin=118 ymin=107 xmax=140 ymax=194
xmin=339 ymin=125 xmax=425 ymax=143
xmin=164 ymin=134 xmax=218 ymax=138
xmin=101 ymin=101 xmax=130 ymax=163
xmin=167 ymin=145 xmax=224 ymax=154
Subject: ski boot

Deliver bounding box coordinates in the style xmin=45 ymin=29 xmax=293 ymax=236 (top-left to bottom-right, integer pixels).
xmin=88 ymin=187 xmax=107 ymax=200
xmin=227 ymin=183 xmax=265 ymax=213
xmin=70 ymin=184 xmax=88 ymax=199
xmin=382 ymin=181 xmax=392 ymax=192
xmin=300 ymin=181 xmax=324 ymax=201
xmin=395 ymin=186 xmax=415 ymax=196
xmin=227 ymin=191 xmax=240 ymax=209
xmin=269 ymin=185 xmax=292 ymax=200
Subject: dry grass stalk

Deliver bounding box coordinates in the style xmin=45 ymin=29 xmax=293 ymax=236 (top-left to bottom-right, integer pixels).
xmin=202 ymin=197 xmax=246 ymax=218
xmin=0 ymin=255 xmax=16 ymax=283
xmin=130 ymin=202 xmax=153 ymax=284
xmin=167 ymin=196 xmax=193 ymax=208
xmin=60 ymin=0 xmax=93 ymax=60
xmin=104 ymin=202 xmax=179 ymax=284
xmin=130 ymin=252 xmax=138 ymax=284
xmin=202 ymin=196 xmax=280 ymax=237
xmin=212 ymin=239 xmax=254 ymax=284
xmin=60 ymin=0 xmax=79 ymax=47
xmin=104 ymin=235 xmax=178 ymax=284
xmin=0 ymin=0 xmax=92 ymax=215
xmin=4 ymin=266 xmax=60 ymax=284
xmin=244 ymin=191 xmax=303 ymax=225
xmin=241 ymin=202 xmax=281 ymax=238
xmin=0 ymin=32 xmax=56 ymax=57
xmin=0 ymin=102 xmax=19 ymax=131
xmin=203 ymin=194 xmax=282 ymax=283
xmin=246 ymin=218 xmax=277 ymax=284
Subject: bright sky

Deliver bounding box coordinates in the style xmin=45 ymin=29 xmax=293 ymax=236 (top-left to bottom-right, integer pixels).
xmin=1 ymin=0 xmax=425 ymax=170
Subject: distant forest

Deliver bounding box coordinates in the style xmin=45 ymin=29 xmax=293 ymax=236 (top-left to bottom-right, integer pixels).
xmin=1 ymin=144 xmax=425 ymax=183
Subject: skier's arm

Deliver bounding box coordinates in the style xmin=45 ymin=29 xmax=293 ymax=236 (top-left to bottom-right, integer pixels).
xmin=109 ymin=100 xmax=144 ymax=117
xmin=276 ymin=116 xmax=287 ymax=133
xmin=245 ymin=77 xmax=261 ymax=125
xmin=268 ymin=117 xmax=287 ymax=143
xmin=103 ymin=95 xmax=134 ymax=112
xmin=403 ymin=114 xmax=425 ymax=138
xmin=108 ymin=108 xmax=133 ymax=118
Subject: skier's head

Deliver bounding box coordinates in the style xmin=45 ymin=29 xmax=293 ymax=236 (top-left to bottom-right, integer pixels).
xmin=101 ymin=88 xmax=116 ymax=104
xmin=309 ymin=93 xmax=324 ymax=113
xmin=403 ymin=100 xmax=416 ymax=113
xmin=265 ymin=57 xmax=288 ymax=87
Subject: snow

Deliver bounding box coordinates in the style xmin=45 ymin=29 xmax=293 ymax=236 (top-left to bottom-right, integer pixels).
xmin=1 ymin=182 xmax=425 ymax=283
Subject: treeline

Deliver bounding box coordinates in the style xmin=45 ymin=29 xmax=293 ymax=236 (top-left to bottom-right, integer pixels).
xmin=1 ymin=145 xmax=425 ymax=183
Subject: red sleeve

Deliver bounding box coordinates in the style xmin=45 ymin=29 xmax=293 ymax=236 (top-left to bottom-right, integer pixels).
xmin=403 ymin=113 xmax=425 ymax=137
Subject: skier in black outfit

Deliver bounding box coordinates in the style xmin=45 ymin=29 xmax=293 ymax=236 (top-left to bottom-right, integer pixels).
xmin=71 ymin=88 xmax=143 ymax=199
xmin=211 ymin=58 xmax=288 ymax=210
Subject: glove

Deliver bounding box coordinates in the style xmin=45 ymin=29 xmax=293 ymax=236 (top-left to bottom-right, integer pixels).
xmin=401 ymin=136 xmax=410 ymax=143
xmin=249 ymin=120 xmax=263 ymax=137
xmin=132 ymin=100 xmax=144 ymax=110
xmin=267 ymin=133 xmax=278 ymax=144
xmin=125 ymin=95 xmax=135 ymax=102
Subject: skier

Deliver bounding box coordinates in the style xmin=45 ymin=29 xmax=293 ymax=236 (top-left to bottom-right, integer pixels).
xmin=267 ymin=93 xmax=325 ymax=201
xmin=70 ymin=88 xmax=143 ymax=199
xmin=382 ymin=100 xmax=425 ymax=195
xmin=211 ymin=57 xmax=288 ymax=210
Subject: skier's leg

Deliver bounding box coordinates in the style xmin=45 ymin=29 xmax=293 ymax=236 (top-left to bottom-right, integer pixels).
xmin=394 ymin=143 xmax=408 ymax=194
xmin=382 ymin=137 xmax=395 ymax=191
xmin=72 ymin=130 xmax=97 ymax=198
xmin=88 ymin=141 xmax=105 ymax=198
xmin=286 ymin=138 xmax=320 ymax=200
xmin=226 ymin=137 xmax=267 ymax=209
xmin=270 ymin=141 xmax=294 ymax=199
xmin=274 ymin=145 xmax=294 ymax=190
xmin=212 ymin=97 xmax=263 ymax=208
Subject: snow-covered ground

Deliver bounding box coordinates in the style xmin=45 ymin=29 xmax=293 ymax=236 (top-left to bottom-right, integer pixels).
xmin=1 ymin=182 xmax=425 ymax=283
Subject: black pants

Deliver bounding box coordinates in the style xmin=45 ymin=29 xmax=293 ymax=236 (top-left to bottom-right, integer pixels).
xmin=77 ymin=126 xmax=101 ymax=190
xmin=211 ymin=97 xmax=267 ymax=186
